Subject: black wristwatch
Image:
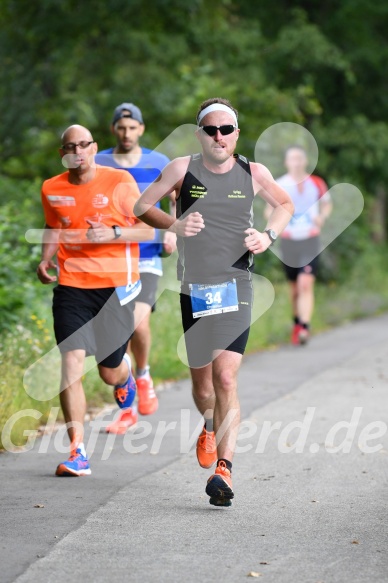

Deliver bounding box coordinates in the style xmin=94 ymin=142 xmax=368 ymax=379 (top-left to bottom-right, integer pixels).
xmin=264 ymin=228 xmax=277 ymax=245
xmin=112 ymin=225 xmax=122 ymax=240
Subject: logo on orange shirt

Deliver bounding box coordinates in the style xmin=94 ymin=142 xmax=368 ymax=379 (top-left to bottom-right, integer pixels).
xmin=92 ymin=193 xmax=109 ymax=208
xmin=47 ymin=195 xmax=76 ymax=207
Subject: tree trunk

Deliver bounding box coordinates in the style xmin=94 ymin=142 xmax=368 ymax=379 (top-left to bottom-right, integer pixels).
xmin=371 ymin=184 xmax=387 ymax=244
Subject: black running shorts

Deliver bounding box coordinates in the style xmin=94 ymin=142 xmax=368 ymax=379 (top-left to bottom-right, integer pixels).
xmin=52 ymin=285 xmax=135 ymax=368
xmin=180 ymin=277 xmax=253 ymax=368
xmin=136 ymin=272 xmax=160 ymax=312
xmin=281 ymin=236 xmax=320 ymax=282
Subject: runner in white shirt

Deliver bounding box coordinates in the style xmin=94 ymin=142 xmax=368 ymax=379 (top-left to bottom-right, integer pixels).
xmin=269 ymin=145 xmax=332 ymax=345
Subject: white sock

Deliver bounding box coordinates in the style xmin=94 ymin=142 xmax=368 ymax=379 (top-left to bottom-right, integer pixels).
xmin=77 ymin=442 xmax=87 ymax=457
xmin=122 ymin=353 xmax=132 ymax=377
xmin=136 ymin=365 xmax=150 ymax=379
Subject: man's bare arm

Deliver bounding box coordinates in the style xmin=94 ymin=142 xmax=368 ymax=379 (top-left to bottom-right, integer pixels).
xmin=134 ymin=157 xmax=188 ymax=228
xmin=134 ymin=157 xmax=205 ymax=237
xmin=82 ymin=220 xmax=155 ymax=243
xmin=315 ymin=197 xmax=332 ymax=228
xmin=242 ymin=163 xmax=294 ymax=255
xmin=37 ymin=224 xmax=59 ymax=284
xmin=252 ymin=163 xmax=295 ymax=235
xmin=124 ymin=221 xmax=155 ymax=242
xmin=163 ymin=191 xmax=178 ymax=253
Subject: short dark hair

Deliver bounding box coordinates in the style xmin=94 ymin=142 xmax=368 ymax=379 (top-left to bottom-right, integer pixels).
xmin=196 ymin=97 xmax=238 ymax=123
xmin=284 ymin=144 xmax=307 ymax=157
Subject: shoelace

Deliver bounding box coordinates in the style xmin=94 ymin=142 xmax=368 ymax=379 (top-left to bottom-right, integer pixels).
xmin=198 ymin=432 xmax=215 ymax=453
xmin=216 ymin=460 xmax=230 ymax=476
xmin=68 ymin=449 xmax=80 ymax=462
xmin=114 ymin=387 xmax=128 ymax=402
xmin=137 ymin=383 xmax=156 ymax=400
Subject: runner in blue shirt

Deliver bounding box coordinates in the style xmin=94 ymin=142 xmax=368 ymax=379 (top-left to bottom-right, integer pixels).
xmin=96 ymin=103 xmax=176 ymax=432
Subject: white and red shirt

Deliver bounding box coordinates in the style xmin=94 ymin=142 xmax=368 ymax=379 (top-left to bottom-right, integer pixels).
xmin=277 ymin=174 xmax=330 ymax=241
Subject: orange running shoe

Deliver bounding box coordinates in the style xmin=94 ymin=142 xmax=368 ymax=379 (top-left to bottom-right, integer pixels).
xmin=206 ymin=460 xmax=234 ymax=507
xmin=137 ymin=376 xmax=158 ymax=416
xmin=196 ymin=426 xmax=217 ymax=469
xmin=106 ymin=408 xmax=138 ymax=434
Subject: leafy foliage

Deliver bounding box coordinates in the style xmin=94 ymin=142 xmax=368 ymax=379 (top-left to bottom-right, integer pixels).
xmin=1 ymin=0 xmax=388 ymax=445
xmin=0 ymin=176 xmax=47 ymax=332
xmin=0 ymin=0 xmax=387 ymax=327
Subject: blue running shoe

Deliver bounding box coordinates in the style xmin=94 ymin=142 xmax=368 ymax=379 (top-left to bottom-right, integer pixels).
xmin=55 ymin=448 xmax=91 ymax=477
xmin=113 ymin=354 xmax=136 ymax=409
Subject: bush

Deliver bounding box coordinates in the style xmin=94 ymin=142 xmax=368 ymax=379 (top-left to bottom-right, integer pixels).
xmin=0 ymin=174 xmax=47 ymax=332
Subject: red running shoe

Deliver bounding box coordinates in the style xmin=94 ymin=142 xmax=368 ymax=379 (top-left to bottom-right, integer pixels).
xmin=291 ymin=324 xmax=303 ymax=345
xmin=298 ymin=327 xmax=310 ymax=345
xmin=137 ymin=376 xmax=158 ymax=416
xmin=106 ymin=408 xmax=138 ymax=434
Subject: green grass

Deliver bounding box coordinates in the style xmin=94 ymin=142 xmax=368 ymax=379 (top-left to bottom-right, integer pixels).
xmin=2 ymin=245 xmax=388 ymax=449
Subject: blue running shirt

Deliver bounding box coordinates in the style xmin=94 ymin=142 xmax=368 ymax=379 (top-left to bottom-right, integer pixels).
xmin=96 ymin=147 xmax=169 ymax=260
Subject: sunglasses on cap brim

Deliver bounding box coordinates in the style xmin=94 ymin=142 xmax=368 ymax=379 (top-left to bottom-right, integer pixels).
xmin=200 ymin=125 xmax=237 ymax=136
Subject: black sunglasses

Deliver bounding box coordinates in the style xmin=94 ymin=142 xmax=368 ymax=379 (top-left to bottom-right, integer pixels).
xmin=61 ymin=141 xmax=95 ymax=152
xmin=200 ymin=125 xmax=237 ymax=136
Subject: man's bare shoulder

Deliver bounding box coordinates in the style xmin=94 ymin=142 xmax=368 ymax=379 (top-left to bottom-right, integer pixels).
xmin=249 ymin=161 xmax=273 ymax=181
xmin=157 ymin=156 xmax=191 ymax=189
xmin=249 ymin=162 xmax=275 ymax=195
xmin=165 ymin=156 xmax=191 ymax=175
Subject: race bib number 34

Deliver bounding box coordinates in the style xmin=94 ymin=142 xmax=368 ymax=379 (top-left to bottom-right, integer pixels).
xmin=189 ymin=279 xmax=239 ymax=319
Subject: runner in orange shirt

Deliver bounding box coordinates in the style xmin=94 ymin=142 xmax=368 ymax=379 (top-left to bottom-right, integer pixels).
xmin=37 ymin=124 xmax=154 ymax=476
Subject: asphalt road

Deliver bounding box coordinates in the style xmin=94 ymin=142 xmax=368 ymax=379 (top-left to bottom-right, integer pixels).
xmin=1 ymin=315 xmax=388 ymax=583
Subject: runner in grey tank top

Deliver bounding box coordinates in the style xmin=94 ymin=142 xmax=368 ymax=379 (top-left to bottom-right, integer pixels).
xmin=135 ymin=98 xmax=294 ymax=507
xmin=177 ymin=152 xmax=254 ymax=283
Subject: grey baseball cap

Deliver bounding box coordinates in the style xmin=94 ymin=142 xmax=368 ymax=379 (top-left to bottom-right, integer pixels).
xmin=112 ymin=103 xmax=144 ymax=125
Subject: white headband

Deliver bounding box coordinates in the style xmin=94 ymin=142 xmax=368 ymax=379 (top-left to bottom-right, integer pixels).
xmin=197 ymin=104 xmax=238 ymax=127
